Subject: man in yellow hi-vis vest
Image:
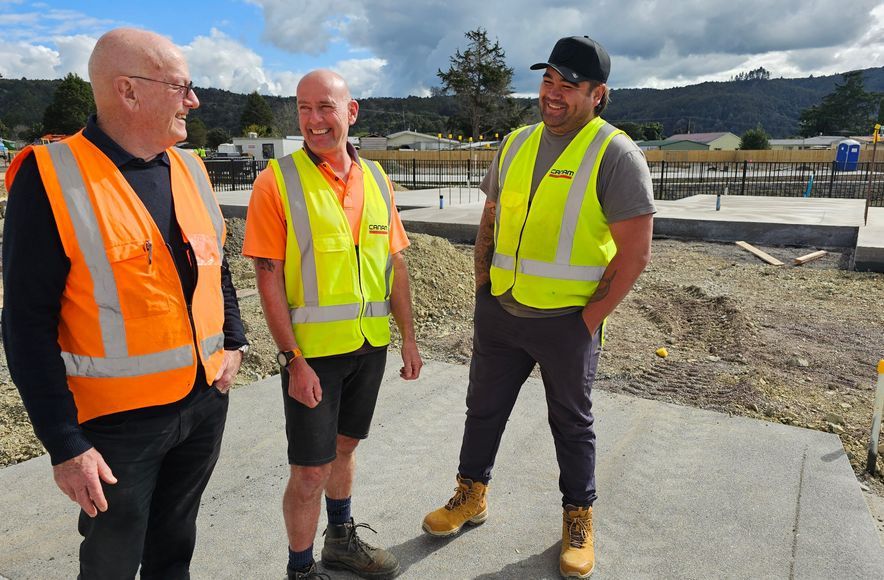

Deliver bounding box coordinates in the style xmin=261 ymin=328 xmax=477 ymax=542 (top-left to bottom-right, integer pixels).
xmin=423 ymin=36 xmax=656 ymax=578
xmin=244 ymin=69 xmax=422 ymax=580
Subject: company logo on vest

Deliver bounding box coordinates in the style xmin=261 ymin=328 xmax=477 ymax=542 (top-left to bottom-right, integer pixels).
xmin=547 ymin=168 xmax=574 ymax=180
xmin=368 ymin=223 xmax=389 ymax=235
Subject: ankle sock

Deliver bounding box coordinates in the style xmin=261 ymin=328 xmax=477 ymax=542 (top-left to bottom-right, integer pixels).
xmin=326 ymin=496 xmax=352 ymax=526
xmin=288 ymin=546 xmax=314 ymax=572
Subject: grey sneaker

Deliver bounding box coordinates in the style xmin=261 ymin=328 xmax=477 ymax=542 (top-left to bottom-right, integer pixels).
xmin=287 ymin=562 xmax=330 ymax=579
xmin=321 ymin=519 xmax=400 ymax=579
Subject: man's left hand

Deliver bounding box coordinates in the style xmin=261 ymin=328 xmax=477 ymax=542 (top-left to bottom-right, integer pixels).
xmin=400 ymin=339 xmax=423 ymax=380
xmin=213 ymin=349 xmax=244 ymax=393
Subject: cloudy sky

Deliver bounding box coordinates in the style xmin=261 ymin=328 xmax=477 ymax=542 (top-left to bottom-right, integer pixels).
xmin=2 ymin=0 xmax=883 ymax=97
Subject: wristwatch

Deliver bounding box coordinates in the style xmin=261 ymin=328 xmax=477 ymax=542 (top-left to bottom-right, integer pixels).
xmin=237 ymin=344 xmax=249 ymax=355
xmin=277 ymin=348 xmax=303 ymax=368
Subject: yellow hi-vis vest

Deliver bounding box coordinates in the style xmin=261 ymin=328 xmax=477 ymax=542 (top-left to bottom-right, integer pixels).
xmin=490 ymin=117 xmax=623 ymax=309
xmin=270 ymin=150 xmax=393 ymax=358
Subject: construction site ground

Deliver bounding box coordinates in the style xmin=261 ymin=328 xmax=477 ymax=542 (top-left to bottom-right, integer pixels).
xmin=1 ymin=214 xmax=884 ymax=543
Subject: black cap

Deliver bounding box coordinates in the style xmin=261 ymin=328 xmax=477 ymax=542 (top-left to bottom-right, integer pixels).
xmin=530 ymin=36 xmax=610 ymax=84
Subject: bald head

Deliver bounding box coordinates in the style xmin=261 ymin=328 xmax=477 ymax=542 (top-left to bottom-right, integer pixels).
xmin=296 ymin=69 xmax=358 ymax=164
xmin=87 ymin=27 xmax=196 ymax=159
xmin=297 ymin=69 xmax=351 ymax=101
xmin=89 ymin=28 xmax=185 ymax=108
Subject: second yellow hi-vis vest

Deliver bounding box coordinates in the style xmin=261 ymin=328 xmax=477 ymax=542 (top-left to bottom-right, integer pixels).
xmin=490 ymin=117 xmax=623 ymax=309
xmin=270 ymin=150 xmax=393 ymax=358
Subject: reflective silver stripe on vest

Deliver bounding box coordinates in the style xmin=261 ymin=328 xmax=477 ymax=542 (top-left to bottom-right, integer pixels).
xmin=364 ymin=160 xmax=395 ymax=299
xmin=498 ymin=126 xmax=537 ymax=189
xmin=364 ymin=300 xmax=391 ymax=317
xmin=364 ymin=160 xmax=392 ymax=222
xmin=61 ymin=345 xmax=194 ymax=378
xmin=496 ymin=126 xmax=538 ymax=236
xmin=556 ymin=123 xmax=619 ymax=265
xmin=201 ymin=332 xmax=225 ymax=361
xmin=277 ymin=156 xmax=319 ymax=306
xmin=492 ymin=252 xmax=515 ymax=271
xmin=175 ymin=148 xmax=225 ymax=258
xmin=47 ymin=142 xmax=127 ymax=359
xmin=518 ymin=260 xmax=606 ymax=281
xmin=291 ymin=303 xmax=360 ymax=324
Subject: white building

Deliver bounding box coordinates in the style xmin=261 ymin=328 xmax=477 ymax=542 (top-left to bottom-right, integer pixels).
xmin=386 ymin=131 xmax=460 ymax=151
xmin=224 ymin=136 xmax=305 ymax=160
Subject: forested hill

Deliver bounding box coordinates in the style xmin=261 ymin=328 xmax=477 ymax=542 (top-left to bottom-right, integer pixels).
xmin=2 ymin=66 xmax=882 ymax=139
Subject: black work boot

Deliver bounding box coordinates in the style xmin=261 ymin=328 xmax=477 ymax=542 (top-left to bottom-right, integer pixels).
xmin=287 ymin=562 xmax=330 ymax=579
xmin=321 ymin=518 xmax=400 ymax=579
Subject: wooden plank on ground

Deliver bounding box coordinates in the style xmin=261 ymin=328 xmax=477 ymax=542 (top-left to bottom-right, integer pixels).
xmin=236 ymin=288 xmax=258 ymax=299
xmin=793 ymin=250 xmax=827 ymax=266
xmin=735 ymin=241 xmax=784 ymax=266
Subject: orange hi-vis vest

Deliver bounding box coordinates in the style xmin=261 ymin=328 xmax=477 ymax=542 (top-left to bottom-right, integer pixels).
xmin=5 ymin=132 xmax=227 ymax=423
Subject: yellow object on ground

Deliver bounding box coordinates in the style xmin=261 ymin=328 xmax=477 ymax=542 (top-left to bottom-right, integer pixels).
xmin=656 ymin=347 xmax=669 ymax=358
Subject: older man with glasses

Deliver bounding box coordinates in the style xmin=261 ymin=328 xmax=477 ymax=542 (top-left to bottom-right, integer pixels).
xmin=2 ymin=27 xmax=247 ymax=579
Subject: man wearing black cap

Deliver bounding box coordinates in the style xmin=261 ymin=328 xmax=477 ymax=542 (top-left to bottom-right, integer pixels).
xmin=422 ymin=36 xmax=655 ymax=578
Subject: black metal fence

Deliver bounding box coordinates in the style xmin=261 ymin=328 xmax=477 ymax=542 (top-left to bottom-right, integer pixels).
xmin=649 ymin=160 xmax=884 ymax=206
xmin=372 ymin=158 xmax=488 ymax=190
xmin=203 ymin=158 xmax=268 ymax=192
xmin=202 ymin=157 xmax=884 ymax=207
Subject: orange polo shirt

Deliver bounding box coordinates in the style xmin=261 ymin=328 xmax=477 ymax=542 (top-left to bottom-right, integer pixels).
xmin=243 ymin=146 xmax=409 ymax=261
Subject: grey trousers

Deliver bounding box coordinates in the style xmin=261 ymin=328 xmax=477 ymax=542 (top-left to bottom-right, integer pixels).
xmin=458 ymin=285 xmax=602 ymax=507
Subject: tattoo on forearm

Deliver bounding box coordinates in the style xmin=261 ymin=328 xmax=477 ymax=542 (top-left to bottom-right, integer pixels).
xmin=474 ymin=219 xmax=495 ymax=287
xmin=588 ymin=270 xmax=616 ymax=303
xmin=255 ymin=258 xmax=276 ymax=272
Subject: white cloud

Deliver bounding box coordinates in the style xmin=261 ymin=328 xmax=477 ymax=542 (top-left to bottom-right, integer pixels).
xmin=331 ymin=58 xmax=387 ymax=97
xmin=252 ymin=0 xmax=884 ymax=94
xmin=181 ymin=29 xmax=384 ymax=97
xmin=0 ymin=41 xmax=59 ymax=79
xmin=1 ymin=0 xmax=883 ymax=97
xmin=53 ymin=35 xmax=95 ymax=79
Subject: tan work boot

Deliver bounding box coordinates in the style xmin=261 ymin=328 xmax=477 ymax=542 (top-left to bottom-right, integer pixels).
xmin=422 ymin=475 xmax=488 ymax=537
xmin=560 ymin=504 xmax=595 ymax=578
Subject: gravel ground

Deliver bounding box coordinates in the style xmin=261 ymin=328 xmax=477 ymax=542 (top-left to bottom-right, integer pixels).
xmin=2 ymin=218 xmax=883 ymax=532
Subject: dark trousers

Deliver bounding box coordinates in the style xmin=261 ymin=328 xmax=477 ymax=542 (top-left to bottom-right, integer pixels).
xmin=77 ymin=382 xmax=229 ymax=579
xmin=458 ymin=286 xmax=602 ymax=507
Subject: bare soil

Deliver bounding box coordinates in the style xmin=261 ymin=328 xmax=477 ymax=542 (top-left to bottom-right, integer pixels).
xmin=2 ymin=219 xmax=883 ymax=513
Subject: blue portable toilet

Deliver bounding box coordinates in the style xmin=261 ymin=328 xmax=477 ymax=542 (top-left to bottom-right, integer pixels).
xmin=836 ymin=139 xmax=861 ymax=171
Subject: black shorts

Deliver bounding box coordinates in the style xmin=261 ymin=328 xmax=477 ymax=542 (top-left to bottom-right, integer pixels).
xmin=281 ymin=348 xmax=387 ymax=466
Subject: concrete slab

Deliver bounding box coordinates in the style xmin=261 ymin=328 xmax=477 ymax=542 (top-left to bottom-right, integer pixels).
xmin=397 ymin=195 xmax=884 ymax=270
xmin=214 ymin=187 xmax=486 ymax=222
xmin=654 ymin=195 xmax=865 ymax=248
xmin=1 ymin=359 xmax=882 ymax=578
xmin=854 ymin=207 xmax=884 ymax=271
xmin=216 ymin=189 xmax=251 ymax=220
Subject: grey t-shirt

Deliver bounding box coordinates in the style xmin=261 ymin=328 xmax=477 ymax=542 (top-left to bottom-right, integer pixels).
xmin=480 ymin=124 xmax=656 ymax=318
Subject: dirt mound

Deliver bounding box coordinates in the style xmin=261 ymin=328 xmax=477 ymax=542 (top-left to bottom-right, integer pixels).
xmin=610 ymin=283 xmax=759 ymax=411
xmin=3 ymin=220 xmax=884 ymax=506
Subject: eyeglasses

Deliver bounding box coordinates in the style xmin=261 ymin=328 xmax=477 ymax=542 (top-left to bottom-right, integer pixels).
xmin=126 ymin=75 xmax=194 ymax=97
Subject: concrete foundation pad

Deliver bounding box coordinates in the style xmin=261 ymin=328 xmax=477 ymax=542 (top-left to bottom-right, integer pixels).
xmin=854 ymin=206 xmax=884 ymax=271
xmin=1 ymin=359 xmax=882 ymax=578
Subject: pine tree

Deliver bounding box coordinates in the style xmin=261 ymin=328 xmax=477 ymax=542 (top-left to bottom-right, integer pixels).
xmin=239 ymin=91 xmax=275 ymax=136
xmin=799 ymin=71 xmax=879 ymax=136
xmin=185 ymin=117 xmax=207 ymax=147
xmin=437 ymin=28 xmax=524 ymax=139
xmin=42 ymin=73 xmax=95 ymax=135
